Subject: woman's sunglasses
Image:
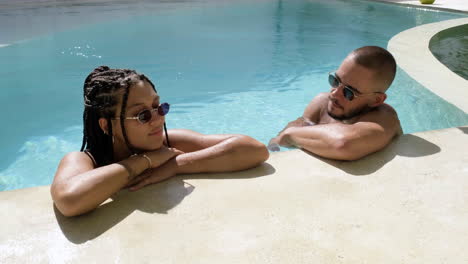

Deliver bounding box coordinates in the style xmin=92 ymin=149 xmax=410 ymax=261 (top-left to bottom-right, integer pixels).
xmin=328 ymin=72 xmax=382 ymax=101
xmin=118 ymin=102 xmax=170 ymax=124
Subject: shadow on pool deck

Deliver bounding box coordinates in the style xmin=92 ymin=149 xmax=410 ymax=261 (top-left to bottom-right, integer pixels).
xmin=52 ymin=133 xmax=442 ymax=244
xmin=54 ymin=162 xmax=275 ymax=244
xmin=458 ymin=126 xmax=468 ymax=134
xmin=304 ymin=133 xmax=441 ymax=176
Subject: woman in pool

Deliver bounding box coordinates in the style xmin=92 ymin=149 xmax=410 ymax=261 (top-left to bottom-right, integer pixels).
xmin=51 ymin=66 xmax=269 ymax=217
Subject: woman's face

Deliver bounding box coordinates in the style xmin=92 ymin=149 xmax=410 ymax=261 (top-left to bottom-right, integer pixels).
xmin=112 ymin=80 xmax=166 ymax=152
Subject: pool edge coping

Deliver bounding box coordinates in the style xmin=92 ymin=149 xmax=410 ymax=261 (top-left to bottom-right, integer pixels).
xmin=388 ymin=17 xmax=468 ymax=114
xmin=370 ymin=0 xmax=468 ymax=14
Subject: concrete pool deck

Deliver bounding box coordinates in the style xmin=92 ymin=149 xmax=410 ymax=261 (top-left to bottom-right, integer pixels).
xmin=1 ymin=0 xmax=468 ymax=263
xmin=1 ymin=126 xmax=467 ymax=263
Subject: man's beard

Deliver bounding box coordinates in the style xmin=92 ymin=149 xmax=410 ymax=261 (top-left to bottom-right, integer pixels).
xmin=328 ymin=105 xmax=372 ymax=121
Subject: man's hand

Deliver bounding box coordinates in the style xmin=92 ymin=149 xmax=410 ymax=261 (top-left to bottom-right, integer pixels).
xmin=268 ymin=117 xmax=315 ymax=151
xmin=267 ymin=137 xmax=281 ymax=152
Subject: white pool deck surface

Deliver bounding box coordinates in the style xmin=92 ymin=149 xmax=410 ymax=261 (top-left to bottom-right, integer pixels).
xmin=1 ymin=0 xmax=468 ymax=263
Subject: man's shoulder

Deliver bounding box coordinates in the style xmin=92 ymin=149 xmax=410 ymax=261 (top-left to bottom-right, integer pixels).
xmin=375 ymin=103 xmax=399 ymax=117
xmin=358 ymin=103 xmax=401 ymax=132
xmin=306 ymin=92 xmax=329 ymax=109
xmin=315 ymin=92 xmax=330 ymax=101
xmin=360 ymin=103 xmax=398 ymax=119
xmin=304 ymin=92 xmax=330 ymax=121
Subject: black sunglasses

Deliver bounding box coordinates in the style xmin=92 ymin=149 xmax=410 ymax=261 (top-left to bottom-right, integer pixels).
xmin=117 ymin=102 xmax=170 ymax=124
xmin=328 ymin=72 xmax=382 ymax=101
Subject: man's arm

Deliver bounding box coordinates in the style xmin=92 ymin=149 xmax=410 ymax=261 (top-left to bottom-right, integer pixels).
xmin=268 ymin=93 xmax=328 ymax=150
xmin=128 ymin=129 xmax=269 ymax=190
xmin=277 ymin=106 xmax=400 ymax=160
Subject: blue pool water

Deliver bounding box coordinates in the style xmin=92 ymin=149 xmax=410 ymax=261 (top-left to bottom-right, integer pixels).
xmin=0 ymin=0 xmax=467 ymax=191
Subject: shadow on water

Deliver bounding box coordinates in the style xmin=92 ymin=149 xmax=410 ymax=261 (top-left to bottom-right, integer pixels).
xmin=303 ymin=134 xmax=441 ymax=176
xmin=54 ymin=162 xmax=275 ymax=244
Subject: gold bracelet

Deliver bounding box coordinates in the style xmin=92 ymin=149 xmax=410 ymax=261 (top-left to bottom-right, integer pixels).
xmin=141 ymin=154 xmax=152 ymax=169
xmin=119 ymin=162 xmax=136 ymax=180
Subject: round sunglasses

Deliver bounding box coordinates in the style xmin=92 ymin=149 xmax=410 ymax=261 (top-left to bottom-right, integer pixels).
xmin=328 ymin=72 xmax=383 ymax=101
xmin=116 ymin=102 xmax=170 ymax=124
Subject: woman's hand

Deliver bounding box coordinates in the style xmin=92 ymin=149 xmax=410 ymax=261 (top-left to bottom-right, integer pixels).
xmin=124 ymin=147 xmax=183 ymax=191
xmin=126 ymin=157 xmax=179 ymax=191
xmin=145 ymin=147 xmax=183 ymax=169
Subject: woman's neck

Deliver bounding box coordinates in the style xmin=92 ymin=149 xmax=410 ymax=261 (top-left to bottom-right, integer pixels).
xmin=112 ymin=142 xmax=133 ymax=162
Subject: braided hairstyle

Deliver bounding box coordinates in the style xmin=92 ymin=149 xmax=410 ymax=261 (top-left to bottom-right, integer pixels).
xmin=80 ymin=66 xmax=164 ymax=167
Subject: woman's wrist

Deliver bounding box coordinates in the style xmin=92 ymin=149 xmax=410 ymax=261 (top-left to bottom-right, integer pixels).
xmin=172 ymin=154 xmax=190 ymax=175
xmin=140 ymin=153 xmax=152 ymax=169
xmin=119 ymin=154 xmax=151 ymax=180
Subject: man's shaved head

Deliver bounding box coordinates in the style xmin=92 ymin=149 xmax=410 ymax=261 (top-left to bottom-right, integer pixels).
xmin=348 ymin=46 xmax=396 ymax=92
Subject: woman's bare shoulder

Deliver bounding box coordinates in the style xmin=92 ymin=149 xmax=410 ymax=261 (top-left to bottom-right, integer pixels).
xmin=56 ymin=151 xmax=96 ymax=176
xmin=61 ymin=151 xmax=94 ymax=164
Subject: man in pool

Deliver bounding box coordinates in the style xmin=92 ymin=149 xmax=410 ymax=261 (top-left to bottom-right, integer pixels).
xmin=268 ymin=46 xmax=402 ymax=160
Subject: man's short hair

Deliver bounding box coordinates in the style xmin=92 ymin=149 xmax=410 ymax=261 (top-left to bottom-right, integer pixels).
xmin=351 ymin=46 xmax=397 ymax=91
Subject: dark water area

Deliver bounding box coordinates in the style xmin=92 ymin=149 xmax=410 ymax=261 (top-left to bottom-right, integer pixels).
xmin=430 ymin=24 xmax=468 ymax=80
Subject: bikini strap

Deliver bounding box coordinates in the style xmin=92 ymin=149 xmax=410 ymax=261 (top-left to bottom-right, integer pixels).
xmin=83 ymin=150 xmax=97 ymax=167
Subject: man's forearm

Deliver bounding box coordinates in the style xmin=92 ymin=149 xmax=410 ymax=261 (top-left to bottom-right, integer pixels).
xmin=279 ymin=122 xmax=392 ymax=161
xmin=268 ymin=117 xmax=316 ymax=151
xmin=278 ymin=125 xmax=354 ymax=160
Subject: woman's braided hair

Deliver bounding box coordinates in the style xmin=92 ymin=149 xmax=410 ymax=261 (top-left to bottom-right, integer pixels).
xmin=80 ymin=66 xmax=157 ymax=166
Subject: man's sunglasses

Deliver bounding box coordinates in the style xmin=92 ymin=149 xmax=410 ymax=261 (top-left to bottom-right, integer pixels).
xmin=328 ymin=72 xmax=383 ymax=101
xmin=117 ymin=102 xmax=170 ymax=124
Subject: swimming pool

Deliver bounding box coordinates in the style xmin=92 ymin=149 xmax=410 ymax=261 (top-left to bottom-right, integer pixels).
xmin=1 ymin=0 xmax=467 ymax=191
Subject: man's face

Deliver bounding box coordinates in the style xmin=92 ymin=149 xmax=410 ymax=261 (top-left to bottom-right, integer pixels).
xmin=327 ymin=57 xmax=384 ymax=120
